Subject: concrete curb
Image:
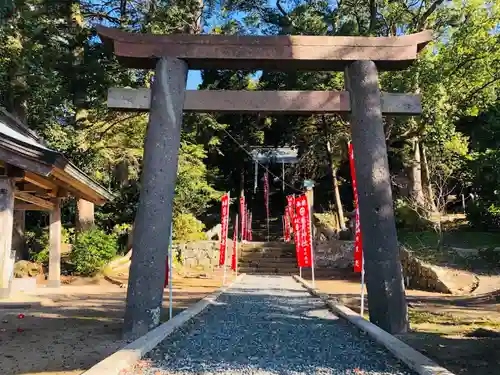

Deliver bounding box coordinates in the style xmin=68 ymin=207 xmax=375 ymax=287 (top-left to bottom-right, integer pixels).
xmin=292 ymin=275 xmax=456 ymax=375
xmin=82 ymin=273 xmax=246 ymax=375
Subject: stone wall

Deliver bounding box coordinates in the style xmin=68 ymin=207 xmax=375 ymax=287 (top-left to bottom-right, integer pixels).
xmin=314 ymin=239 xmax=354 ymax=269
xmin=174 ymin=240 xmax=231 ymax=270
xmin=400 ymin=247 xmax=479 ymax=295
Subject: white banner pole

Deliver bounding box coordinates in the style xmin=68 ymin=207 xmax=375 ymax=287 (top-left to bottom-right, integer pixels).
xmin=168 ymin=225 xmax=173 ymax=320
xmin=309 ymin=201 xmax=316 ymax=289
xmin=299 ymin=267 xmax=302 ymax=279
xmin=360 ymin=255 xmax=365 ymax=317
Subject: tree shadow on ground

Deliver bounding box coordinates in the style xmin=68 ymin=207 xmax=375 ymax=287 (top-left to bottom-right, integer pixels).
xmin=0 ymin=289 xmax=211 ymax=375
xmin=322 ymin=290 xmax=499 ymax=375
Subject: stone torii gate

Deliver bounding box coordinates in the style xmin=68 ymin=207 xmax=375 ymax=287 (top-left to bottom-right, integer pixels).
xmin=97 ymin=26 xmax=432 ymax=339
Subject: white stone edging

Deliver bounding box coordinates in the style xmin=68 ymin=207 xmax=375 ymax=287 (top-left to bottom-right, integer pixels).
xmin=82 ymin=273 xmax=246 ymax=375
xmin=292 ymin=275 xmax=456 ymax=375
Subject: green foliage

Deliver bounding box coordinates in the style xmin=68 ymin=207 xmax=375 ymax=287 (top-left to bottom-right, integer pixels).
xmin=466 ymin=150 xmax=500 ymax=230
xmin=70 ymin=229 xmax=117 ymax=276
xmin=173 ymin=213 xmax=207 ymax=243
xmin=394 ymin=199 xmax=432 ymax=231
xmin=27 ymin=226 xmax=73 ymax=264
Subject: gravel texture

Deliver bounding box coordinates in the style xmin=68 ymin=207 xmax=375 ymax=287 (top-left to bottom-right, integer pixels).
xmin=131 ymin=275 xmax=415 ymax=375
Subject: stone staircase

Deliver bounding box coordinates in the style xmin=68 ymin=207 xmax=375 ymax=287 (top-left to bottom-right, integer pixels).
xmin=238 ymin=242 xmax=298 ymax=275
xmin=237 ymin=241 xmax=333 ymax=278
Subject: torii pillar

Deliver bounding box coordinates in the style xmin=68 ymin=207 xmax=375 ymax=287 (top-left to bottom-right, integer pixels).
xmin=123 ymin=58 xmax=187 ymax=339
xmin=345 ymin=61 xmax=408 ymax=333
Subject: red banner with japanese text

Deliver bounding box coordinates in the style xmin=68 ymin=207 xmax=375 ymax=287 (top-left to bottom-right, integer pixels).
xmin=231 ymin=217 xmax=238 ymax=271
xmin=286 ymin=195 xmax=295 ymax=233
xmin=293 ymin=217 xmax=301 ymax=266
xmin=349 ymin=143 xmax=363 ymax=273
xmin=219 ymin=193 xmax=230 ymax=266
xmin=284 ymin=209 xmax=291 ymax=242
xmin=239 ymin=196 xmax=246 ymax=241
xmin=295 ymin=195 xmax=313 ymax=267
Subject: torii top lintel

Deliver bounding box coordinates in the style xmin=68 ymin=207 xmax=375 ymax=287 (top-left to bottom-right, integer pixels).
xmin=96 ymin=26 xmax=432 ymax=71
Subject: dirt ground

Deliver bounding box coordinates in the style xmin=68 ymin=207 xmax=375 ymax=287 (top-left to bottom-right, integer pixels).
xmin=306 ymin=271 xmax=500 ymax=375
xmin=0 ymin=269 xmax=232 ymax=375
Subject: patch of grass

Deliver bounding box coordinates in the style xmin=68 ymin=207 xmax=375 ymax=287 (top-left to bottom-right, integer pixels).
xmin=444 ymin=231 xmax=500 ymax=249
xmin=409 ymin=309 xmax=500 ymax=335
xmin=399 ymin=230 xmax=500 ymax=269
xmin=400 ymin=230 xmax=500 ymax=251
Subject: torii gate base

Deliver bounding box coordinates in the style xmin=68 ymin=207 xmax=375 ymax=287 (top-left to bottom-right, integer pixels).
xmin=98 ymin=27 xmax=431 ymax=339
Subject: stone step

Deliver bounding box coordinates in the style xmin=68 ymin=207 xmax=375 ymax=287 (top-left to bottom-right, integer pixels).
xmin=239 ymin=254 xmax=297 ymax=260
xmin=238 ymin=260 xmax=298 ymax=268
xmin=240 ymin=241 xmax=295 ymax=249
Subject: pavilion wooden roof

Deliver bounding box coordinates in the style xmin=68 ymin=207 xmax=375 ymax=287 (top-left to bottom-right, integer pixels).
xmin=96 ymin=26 xmax=433 ymax=71
xmin=0 ymin=109 xmax=113 ymax=210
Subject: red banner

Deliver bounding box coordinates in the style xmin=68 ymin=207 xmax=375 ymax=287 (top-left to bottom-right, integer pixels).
xmin=239 ymin=196 xmax=246 ymax=241
xmin=295 ymin=195 xmax=313 ymax=267
xmin=293 ymin=216 xmax=301 ymax=266
xmin=349 ymin=143 xmax=363 ymax=273
xmin=164 ymin=256 xmax=169 ymax=288
xmin=284 ymin=209 xmax=291 ymax=242
xmin=219 ymin=193 xmax=230 ymax=266
xmin=231 ymin=217 xmax=238 ymax=271
xmin=286 ymin=195 xmax=295 ymax=233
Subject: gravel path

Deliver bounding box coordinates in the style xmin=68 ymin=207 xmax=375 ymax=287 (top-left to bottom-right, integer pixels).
xmin=133 ymin=275 xmax=415 ymax=375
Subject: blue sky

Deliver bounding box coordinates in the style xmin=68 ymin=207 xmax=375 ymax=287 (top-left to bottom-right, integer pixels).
xmin=187 ymin=71 xmax=203 ymax=90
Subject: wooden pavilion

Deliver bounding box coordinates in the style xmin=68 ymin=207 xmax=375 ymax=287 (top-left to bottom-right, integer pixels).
xmin=0 ymin=109 xmax=113 ymax=298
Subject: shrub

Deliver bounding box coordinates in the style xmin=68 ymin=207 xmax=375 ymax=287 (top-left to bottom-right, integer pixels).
xmin=394 ymin=199 xmax=432 ymax=231
xmin=466 ymin=149 xmax=500 ymax=230
xmin=28 ymin=227 xmax=74 ymax=264
xmin=70 ymin=229 xmax=117 ymax=276
xmin=173 ymin=213 xmax=207 ymax=242
xmin=467 ymin=201 xmax=500 ymax=230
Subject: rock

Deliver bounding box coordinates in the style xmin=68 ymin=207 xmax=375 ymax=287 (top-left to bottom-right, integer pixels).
xmin=206 ymin=224 xmax=221 ymax=240
xmin=13 ymin=261 xmax=43 ymax=278
xmin=400 ymin=247 xmax=479 ymax=295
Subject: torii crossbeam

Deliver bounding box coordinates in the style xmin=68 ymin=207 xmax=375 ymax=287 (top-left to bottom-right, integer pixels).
xmin=97 ymin=26 xmax=432 ymax=339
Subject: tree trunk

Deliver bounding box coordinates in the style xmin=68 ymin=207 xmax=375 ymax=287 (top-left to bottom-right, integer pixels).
xmin=322 ymin=117 xmax=346 ymax=230
xmin=76 ymin=199 xmax=95 ymax=232
xmin=421 ymin=143 xmax=436 ymax=211
xmin=409 ymin=138 xmax=425 ymax=208
xmin=332 ymin=167 xmax=346 ymax=230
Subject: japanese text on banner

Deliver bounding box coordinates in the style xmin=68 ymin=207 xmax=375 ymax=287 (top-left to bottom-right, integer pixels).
xmin=295 ymin=195 xmax=313 ymax=268
xmin=349 ymin=143 xmax=363 ymax=273
xmin=239 ymin=196 xmax=245 ymax=241
xmin=219 ymin=194 xmax=230 ymax=266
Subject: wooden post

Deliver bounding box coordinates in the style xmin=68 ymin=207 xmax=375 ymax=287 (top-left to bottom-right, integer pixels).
xmin=76 ymin=198 xmax=95 ymax=232
xmin=345 ymin=60 xmax=408 ymax=334
xmin=12 ymin=210 xmax=27 ymax=260
xmin=0 ymin=177 xmax=15 ymax=298
xmin=124 ymin=57 xmax=188 ymax=340
xmin=48 ymin=198 xmax=62 ymax=288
